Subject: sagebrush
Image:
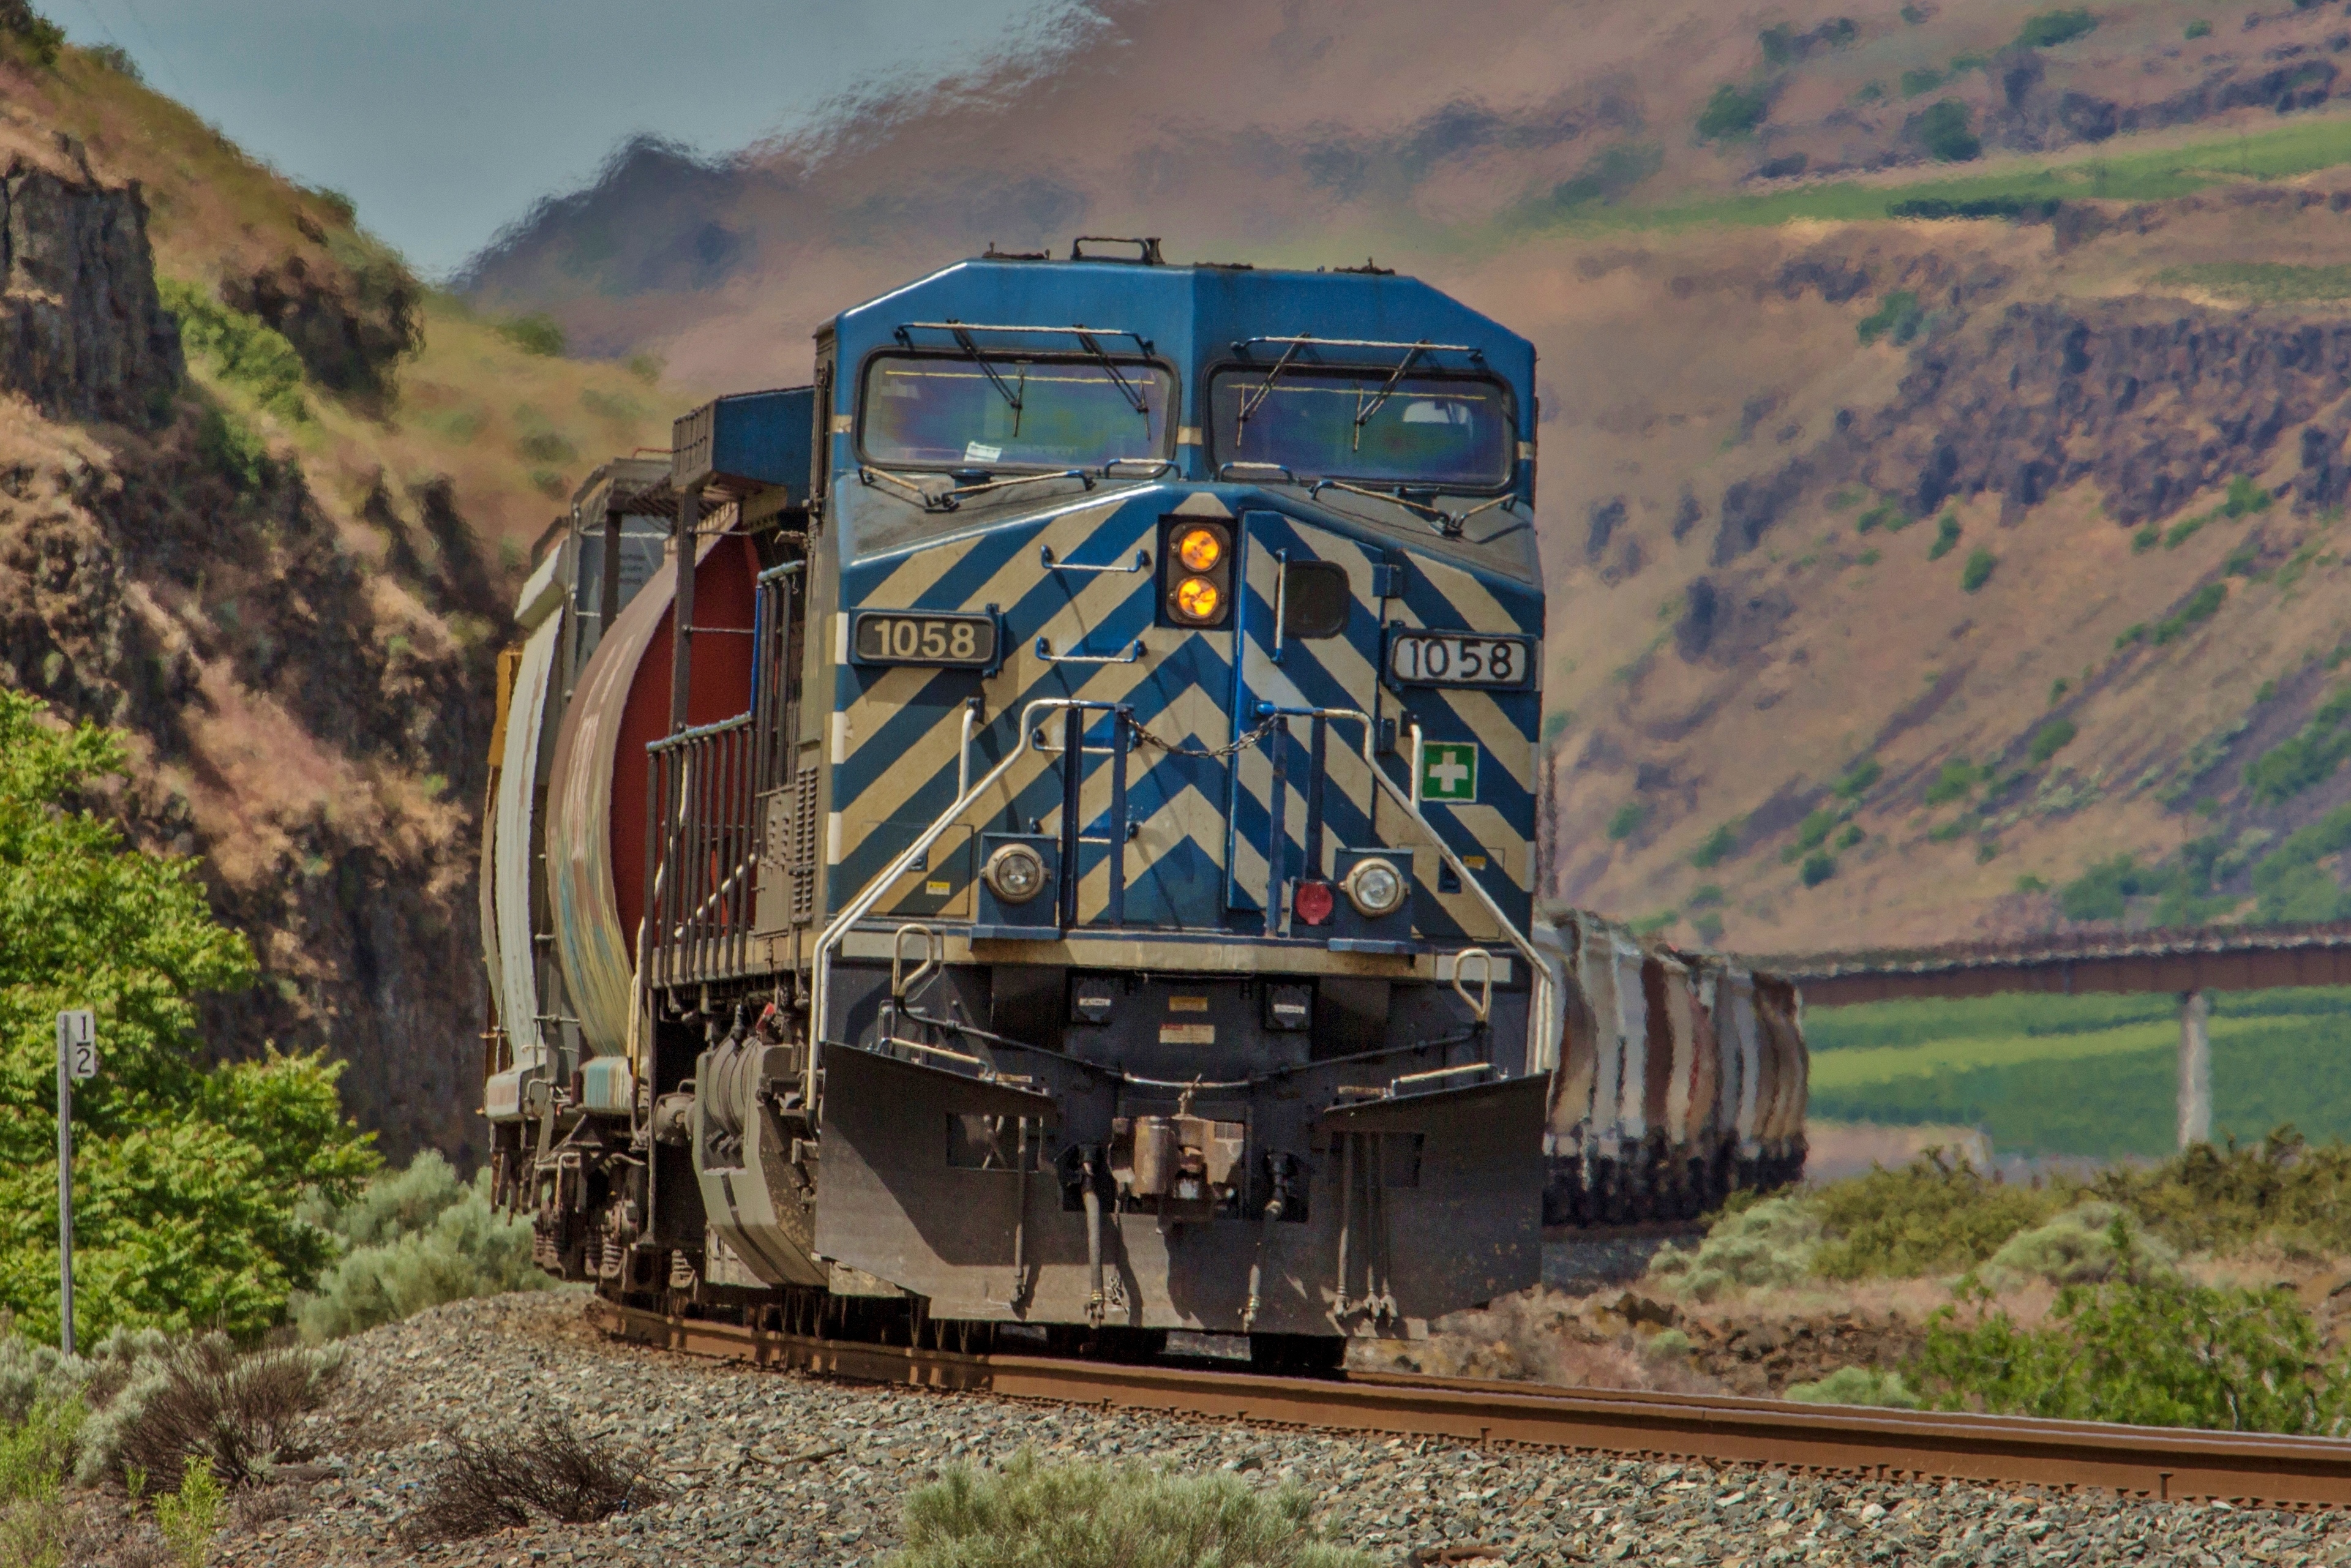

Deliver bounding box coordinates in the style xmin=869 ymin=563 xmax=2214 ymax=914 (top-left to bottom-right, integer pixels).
xmin=293 ymin=1153 xmax=546 ymax=1341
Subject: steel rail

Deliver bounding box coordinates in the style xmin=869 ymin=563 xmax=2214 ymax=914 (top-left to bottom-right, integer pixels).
xmin=586 ymin=1299 xmax=2351 ymax=1509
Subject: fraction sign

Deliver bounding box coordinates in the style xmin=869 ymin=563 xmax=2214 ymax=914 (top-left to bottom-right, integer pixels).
xmin=56 ymin=1010 xmax=95 ymax=1080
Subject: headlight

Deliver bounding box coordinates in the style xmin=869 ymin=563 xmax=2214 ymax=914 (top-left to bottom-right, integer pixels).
xmin=1176 ymin=527 xmax=1224 ymax=572
xmin=1344 ymin=857 xmax=1406 ymax=918
xmin=1173 ymin=576 xmax=1223 ymax=623
xmin=984 ymin=843 xmax=1048 ymax=904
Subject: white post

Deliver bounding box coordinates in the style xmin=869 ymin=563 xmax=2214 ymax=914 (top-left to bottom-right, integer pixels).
xmin=2178 ymin=988 xmax=2211 ymax=1150
xmin=55 ymin=1019 xmax=73 ymax=1357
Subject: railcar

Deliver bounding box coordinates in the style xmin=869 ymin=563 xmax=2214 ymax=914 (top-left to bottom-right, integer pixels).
xmin=478 ymin=238 xmax=1799 ymax=1366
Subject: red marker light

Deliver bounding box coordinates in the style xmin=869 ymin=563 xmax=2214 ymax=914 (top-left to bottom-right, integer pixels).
xmin=1294 ymin=880 xmax=1336 ymax=926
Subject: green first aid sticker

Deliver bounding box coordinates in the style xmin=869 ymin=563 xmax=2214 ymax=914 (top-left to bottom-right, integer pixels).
xmin=1420 ymin=742 xmax=1478 ymax=802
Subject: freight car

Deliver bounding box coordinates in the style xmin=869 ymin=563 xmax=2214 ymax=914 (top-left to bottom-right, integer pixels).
xmin=478 ymin=239 xmax=1801 ymax=1367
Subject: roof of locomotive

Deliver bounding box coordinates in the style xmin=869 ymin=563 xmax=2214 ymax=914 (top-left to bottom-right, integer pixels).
xmin=828 ymin=252 xmax=1537 ymax=438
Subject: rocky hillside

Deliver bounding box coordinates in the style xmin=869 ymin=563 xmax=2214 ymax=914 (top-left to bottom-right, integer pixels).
xmin=457 ymin=0 xmax=2351 ymax=957
xmin=0 ymin=27 xmax=681 ymax=1162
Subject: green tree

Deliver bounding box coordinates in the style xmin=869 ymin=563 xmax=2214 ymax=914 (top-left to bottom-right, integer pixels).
xmin=0 ymin=692 xmax=376 ymax=1343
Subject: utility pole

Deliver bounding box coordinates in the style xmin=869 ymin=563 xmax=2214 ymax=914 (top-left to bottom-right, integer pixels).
xmin=56 ymin=1009 xmax=95 ymax=1356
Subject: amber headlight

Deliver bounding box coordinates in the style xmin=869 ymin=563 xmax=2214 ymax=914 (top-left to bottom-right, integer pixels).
xmin=984 ymin=843 xmax=1048 ymax=904
xmin=1173 ymin=577 xmax=1223 ymax=623
xmin=1344 ymin=857 xmax=1406 ymax=918
xmin=1177 ymin=527 xmax=1224 ymax=572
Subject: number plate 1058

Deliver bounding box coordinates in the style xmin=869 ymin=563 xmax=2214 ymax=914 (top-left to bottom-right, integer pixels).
xmin=1386 ymin=632 xmax=1532 ymax=688
xmin=853 ymin=612 xmax=999 ymax=667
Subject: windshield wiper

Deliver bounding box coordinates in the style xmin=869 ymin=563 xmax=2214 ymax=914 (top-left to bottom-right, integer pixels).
xmin=1071 ymin=328 xmax=1149 ymax=415
xmin=1235 ymin=335 xmax=1310 ymax=433
xmin=946 ymin=323 xmax=1025 ymax=421
xmin=1307 ymin=479 xmax=1521 ymax=540
xmin=860 ymin=465 xmax=1094 ymax=514
xmin=1351 ymin=341 xmax=1430 ymax=450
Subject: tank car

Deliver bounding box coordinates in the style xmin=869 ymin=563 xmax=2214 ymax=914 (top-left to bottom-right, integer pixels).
xmin=477 ymin=239 xmax=1799 ymax=1365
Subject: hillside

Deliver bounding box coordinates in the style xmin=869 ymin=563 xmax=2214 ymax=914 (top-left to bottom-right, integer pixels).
xmin=460 ymin=0 xmax=2351 ymax=956
xmin=0 ymin=28 xmax=681 ymax=1161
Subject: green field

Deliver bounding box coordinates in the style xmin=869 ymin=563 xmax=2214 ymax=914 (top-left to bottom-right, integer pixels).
xmin=1806 ymin=987 xmax=2351 ymax=1158
xmin=1538 ymin=113 xmax=2351 ymax=232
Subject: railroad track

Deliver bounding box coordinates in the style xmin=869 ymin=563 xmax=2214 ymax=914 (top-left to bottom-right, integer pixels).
xmin=588 ymin=1299 xmax=2351 ymax=1510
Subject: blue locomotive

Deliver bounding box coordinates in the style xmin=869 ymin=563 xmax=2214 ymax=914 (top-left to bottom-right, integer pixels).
xmin=481 ymin=238 xmax=1561 ymax=1365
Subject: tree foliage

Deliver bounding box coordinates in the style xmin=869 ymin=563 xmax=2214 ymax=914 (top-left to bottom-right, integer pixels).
xmin=0 ymin=692 xmax=376 ymax=1343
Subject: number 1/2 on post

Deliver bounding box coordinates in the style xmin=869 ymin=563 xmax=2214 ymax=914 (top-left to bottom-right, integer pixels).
xmin=56 ymin=1008 xmax=94 ymax=1356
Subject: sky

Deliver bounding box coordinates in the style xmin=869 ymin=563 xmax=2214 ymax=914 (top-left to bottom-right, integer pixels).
xmin=51 ymin=0 xmax=1084 ymax=277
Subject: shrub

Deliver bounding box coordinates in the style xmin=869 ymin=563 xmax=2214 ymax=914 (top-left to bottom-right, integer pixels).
xmin=1812 ymin=1153 xmax=2065 ymax=1281
xmin=1689 ymin=882 xmax=1725 ymax=908
xmin=495 ymin=313 xmax=566 ymax=357
xmin=1960 ymin=546 xmax=1996 ymax=592
xmin=1835 ymin=823 xmax=1865 ymax=850
xmin=2225 ymin=476 xmax=2273 ymax=518
xmin=1786 ymin=1367 xmax=1921 ymax=1408
xmin=2164 ymin=512 xmax=2208 ymax=549
xmin=0 ymin=2 xmax=61 ymax=68
xmin=1788 ymin=807 xmax=1840 ymax=855
xmin=85 ymin=42 xmax=140 ymax=80
xmin=1696 ymin=83 xmax=1770 ymax=142
xmin=2151 ymin=582 xmax=2227 ymax=645
xmin=0 ymin=694 xmax=376 ymax=1345
xmin=516 ymin=429 xmax=578 ymax=465
xmin=2245 ymin=685 xmax=2351 ymax=804
xmin=1898 ymin=66 xmax=1944 ymax=97
xmin=889 ymin=1452 xmax=1375 ymax=1568
xmin=1922 ymin=757 xmax=1978 ymax=806
xmin=624 ymin=352 xmax=664 ymax=385
xmin=1926 ymin=511 xmax=1962 ymax=560
xmin=2015 ymin=8 xmax=2098 ymax=48
xmin=1607 ymin=801 xmax=1646 ymax=841
xmin=1974 ymin=1202 xmax=2178 ymax=1291
xmin=2132 ymin=523 xmax=2158 ymax=552
xmin=309 ymin=187 xmax=358 ymax=227
xmin=1548 ymin=142 xmax=1665 ymax=209
xmin=2093 ymin=1127 xmax=2351 ymax=1256
xmin=154 ymin=1452 xmax=222 ymax=1568
xmin=1689 ymin=821 xmax=1740 ymax=868
xmin=1913 ymin=100 xmax=1981 ymax=162
xmin=2026 ymin=717 xmax=2076 ymax=766
xmin=2186 ymin=18 xmax=2212 ymax=39
xmin=1914 ymin=1264 xmax=2351 ymax=1433
xmin=1887 ymin=195 xmax=2058 ymax=221
xmin=293 ymin=1157 xmax=547 ymax=1342
xmin=1834 ymin=757 xmax=1882 ymax=798
xmin=0 ymin=1397 xmax=81 ymax=1568
xmin=1855 ymin=293 xmax=1924 ymax=347
xmin=408 ymin=1414 xmax=657 ymax=1540
xmin=1649 ymin=1196 xmax=1824 ymax=1301
xmin=1799 ymin=852 xmax=1837 ymax=886
xmin=78 ymin=1335 xmax=340 ymax=1490
xmin=158 ymin=279 xmax=309 ymax=424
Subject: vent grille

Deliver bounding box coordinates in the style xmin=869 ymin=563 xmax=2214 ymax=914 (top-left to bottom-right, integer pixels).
xmin=789 ymin=765 xmax=819 ymax=925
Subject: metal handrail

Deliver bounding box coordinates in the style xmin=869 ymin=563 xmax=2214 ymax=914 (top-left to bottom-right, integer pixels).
xmin=806 ymin=697 xmax=1103 ymax=1110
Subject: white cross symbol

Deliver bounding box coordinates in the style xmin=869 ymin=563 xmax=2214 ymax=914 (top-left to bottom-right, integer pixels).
xmin=1430 ymin=752 xmax=1470 ymax=792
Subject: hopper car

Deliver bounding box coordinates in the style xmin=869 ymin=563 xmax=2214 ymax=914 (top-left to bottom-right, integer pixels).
xmin=478 ymin=238 xmax=1805 ymax=1368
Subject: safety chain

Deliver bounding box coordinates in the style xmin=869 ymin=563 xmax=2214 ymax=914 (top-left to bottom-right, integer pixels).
xmin=1121 ymin=708 xmax=1286 ymax=760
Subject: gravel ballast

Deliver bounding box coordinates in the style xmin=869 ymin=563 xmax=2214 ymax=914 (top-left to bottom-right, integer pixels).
xmin=72 ymin=1291 xmax=2351 ymax=1566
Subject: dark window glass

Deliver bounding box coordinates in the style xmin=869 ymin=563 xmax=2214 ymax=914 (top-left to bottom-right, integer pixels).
xmin=861 ymin=354 xmax=1174 ymax=470
xmin=1211 ymin=369 xmax=1512 ymax=488
xmin=1281 ymin=561 xmax=1351 ymax=639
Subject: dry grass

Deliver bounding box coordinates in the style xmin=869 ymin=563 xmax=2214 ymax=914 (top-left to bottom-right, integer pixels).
xmin=405 ymin=1414 xmax=658 ymax=1541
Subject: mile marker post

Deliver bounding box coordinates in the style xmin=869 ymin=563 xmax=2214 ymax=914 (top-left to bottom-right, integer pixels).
xmin=56 ymin=1008 xmax=94 ymax=1356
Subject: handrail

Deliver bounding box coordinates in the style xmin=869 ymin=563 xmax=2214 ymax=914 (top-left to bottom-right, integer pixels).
xmin=807 ymin=697 xmax=1100 ymax=1111
xmin=1254 ymin=703 xmax=1555 ymax=1065
xmin=1037 ymin=636 xmax=1145 ymax=665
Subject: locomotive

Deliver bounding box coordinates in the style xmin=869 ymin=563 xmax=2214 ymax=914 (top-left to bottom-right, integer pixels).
xmin=478 ymin=238 xmax=1802 ymax=1367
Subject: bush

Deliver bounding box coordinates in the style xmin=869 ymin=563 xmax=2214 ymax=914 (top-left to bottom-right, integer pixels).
xmin=624 ymin=353 xmax=664 ymax=385
xmin=293 ymin=1157 xmax=547 ymax=1342
xmin=1887 ymin=195 xmax=2059 ymax=221
xmin=2015 ymin=8 xmax=2098 ymax=48
xmin=84 ymin=42 xmax=140 ymax=80
xmin=1914 ymin=1264 xmax=2351 ymax=1433
xmin=2224 ymin=476 xmax=2271 ymax=518
xmin=888 ymin=1451 xmax=1376 ymax=1568
xmin=1898 ymin=66 xmax=1944 ymax=97
xmin=1786 ymin=1367 xmax=1921 ymax=1408
xmin=2245 ymin=685 xmax=2351 ymax=805
xmin=2091 ymin=1127 xmax=2351 ymax=1256
xmin=1912 ymin=100 xmax=1981 ymax=162
xmin=2151 ymin=582 xmax=2227 ymax=645
xmin=1926 ymin=511 xmax=1962 ymax=560
xmin=0 ymin=1396 xmax=81 ymax=1568
xmin=2251 ymin=807 xmax=2351 ymax=923
xmin=1922 ymin=757 xmax=1978 ymax=806
xmin=1606 ymin=801 xmax=1646 ymax=841
xmin=0 ymin=2 xmax=61 ymax=68
xmin=158 ymin=278 xmax=309 ymax=424
xmin=516 ymin=429 xmax=578 ymax=465
xmin=1800 ymin=852 xmax=1837 ymax=887
xmin=1834 ymin=757 xmax=1881 ymax=799
xmin=1974 ymin=1202 xmax=2178 ymax=1291
xmin=0 ymin=694 xmax=377 ymax=1345
xmin=2186 ymin=18 xmax=2212 ymax=39
xmin=495 ymin=313 xmax=566 ymax=357
xmin=1855 ymin=293 xmax=1924 ymax=347
xmin=1649 ymin=1196 xmax=1824 ymax=1301
xmin=1548 ymin=142 xmax=1665 ymax=210
xmin=76 ymin=1335 xmax=340 ymax=1490
xmin=2026 ymin=718 xmax=2076 ymax=766
xmin=1690 ymin=823 xmax=1739 ymax=869
xmin=1812 ymin=1153 xmax=2065 ymax=1281
xmin=409 ymin=1414 xmax=657 ymax=1540
xmin=154 ymin=1452 xmax=222 ymax=1568
xmin=1696 ymin=83 xmax=1771 ymax=141
xmin=1960 ymin=546 xmax=1996 ymax=592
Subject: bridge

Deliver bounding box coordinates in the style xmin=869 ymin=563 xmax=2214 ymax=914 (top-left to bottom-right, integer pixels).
xmin=1764 ymin=920 xmax=2351 ymax=1152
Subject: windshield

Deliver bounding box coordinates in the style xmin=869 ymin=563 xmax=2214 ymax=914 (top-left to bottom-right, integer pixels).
xmin=1210 ymin=369 xmax=1512 ymax=488
xmin=860 ymin=353 xmax=1176 ymax=470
